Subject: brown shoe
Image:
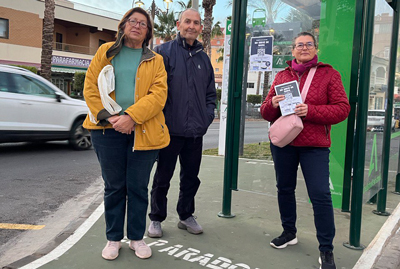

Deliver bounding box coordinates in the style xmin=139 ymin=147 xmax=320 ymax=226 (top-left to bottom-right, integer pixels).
xmin=101 ymin=241 xmax=121 ymax=260
xmin=129 ymin=239 xmax=152 ymax=259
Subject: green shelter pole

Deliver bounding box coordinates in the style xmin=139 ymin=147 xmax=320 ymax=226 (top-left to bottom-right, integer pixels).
xmin=374 ymin=0 xmax=400 ymax=215
xmin=396 ymin=150 xmax=400 ymax=193
xmin=219 ymin=0 xmax=248 ymax=218
xmin=396 ymin=137 xmax=400 ymax=193
xmin=392 ymin=1 xmax=400 ymax=196
xmin=344 ymin=0 xmax=375 ymax=250
xmin=342 ymin=0 xmax=365 ymax=212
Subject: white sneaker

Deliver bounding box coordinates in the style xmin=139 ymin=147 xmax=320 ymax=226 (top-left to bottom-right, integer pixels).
xmin=129 ymin=239 xmax=152 ymax=259
xmin=147 ymin=221 xmax=163 ymax=238
xmin=101 ymin=241 xmax=121 ymax=260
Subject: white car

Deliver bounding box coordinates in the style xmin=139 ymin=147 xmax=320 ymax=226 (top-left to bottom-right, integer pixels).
xmin=367 ymin=109 xmax=395 ymax=132
xmin=0 ymin=65 xmax=92 ymax=150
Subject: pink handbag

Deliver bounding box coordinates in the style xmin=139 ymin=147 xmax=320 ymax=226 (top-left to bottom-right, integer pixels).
xmin=269 ymin=67 xmax=317 ymax=148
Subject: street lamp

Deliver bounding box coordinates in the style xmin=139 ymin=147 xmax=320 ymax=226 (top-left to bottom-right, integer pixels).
xmin=164 ymin=0 xmax=173 ymax=13
xmin=269 ymin=28 xmax=275 ymax=36
xmin=134 ymin=0 xmax=144 ymax=7
xmin=134 ymin=0 xmax=173 ymax=49
xmin=134 ymin=0 xmax=173 ymax=14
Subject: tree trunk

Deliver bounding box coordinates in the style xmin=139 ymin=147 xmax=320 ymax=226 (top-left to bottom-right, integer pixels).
xmin=256 ymin=71 xmax=261 ymax=95
xmin=263 ymin=72 xmax=270 ymax=100
xmin=202 ymin=0 xmax=215 ymax=58
xmin=41 ymin=0 xmax=55 ymax=81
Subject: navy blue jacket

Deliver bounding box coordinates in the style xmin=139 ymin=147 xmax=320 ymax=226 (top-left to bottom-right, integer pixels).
xmin=154 ymin=33 xmax=216 ymax=138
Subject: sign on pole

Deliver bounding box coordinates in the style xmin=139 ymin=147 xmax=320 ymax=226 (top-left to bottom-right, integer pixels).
xmin=218 ymin=20 xmax=231 ymax=156
xmin=249 ymin=36 xmax=273 ymax=72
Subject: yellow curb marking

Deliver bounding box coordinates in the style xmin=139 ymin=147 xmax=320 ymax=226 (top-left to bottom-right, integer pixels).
xmin=0 ymin=223 xmax=45 ymax=230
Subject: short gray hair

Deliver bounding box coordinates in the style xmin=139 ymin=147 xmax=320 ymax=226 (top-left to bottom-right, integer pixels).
xmin=292 ymin=32 xmax=317 ymax=49
xmin=178 ymin=8 xmax=202 ymax=24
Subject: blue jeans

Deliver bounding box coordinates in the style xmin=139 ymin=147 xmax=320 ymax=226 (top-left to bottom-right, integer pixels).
xmin=149 ymin=136 xmax=203 ymax=222
xmin=270 ymin=144 xmax=335 ymax=252
xmin=91 ymin=129 xmax=159 ymax=241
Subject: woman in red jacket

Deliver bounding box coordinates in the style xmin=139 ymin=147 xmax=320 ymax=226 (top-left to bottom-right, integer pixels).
xmin=260 ymin=32 xmax=350 ymax=269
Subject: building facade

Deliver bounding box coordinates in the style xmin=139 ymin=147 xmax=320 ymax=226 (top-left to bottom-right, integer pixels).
xmin=0 ymin=0 xmax=119 ymax=95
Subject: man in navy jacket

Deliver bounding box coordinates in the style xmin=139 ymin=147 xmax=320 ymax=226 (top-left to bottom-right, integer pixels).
xmin=148 ymin=8 xmax=217 ymax=237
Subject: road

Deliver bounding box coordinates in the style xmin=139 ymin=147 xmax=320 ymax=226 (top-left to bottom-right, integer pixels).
xmin=0 ymin=141 xmax=102 ymax=264
xmin=204 ymin=120 xmax=269 ymax=150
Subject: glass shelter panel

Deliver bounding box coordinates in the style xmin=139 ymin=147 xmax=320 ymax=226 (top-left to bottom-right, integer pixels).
xmin=363 ymin=0 xmax=393 ymax=202
xmin=236 ymin=0 xmax=356 ymax=209
xmin=237 ymin=1 xmax=321 ymax=195
xmin=388 ymin=10 xmax=400 ymax=189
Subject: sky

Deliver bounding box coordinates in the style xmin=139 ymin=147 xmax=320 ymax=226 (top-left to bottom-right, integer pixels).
xmin=69 ymin=0 xmax=233 ymax=26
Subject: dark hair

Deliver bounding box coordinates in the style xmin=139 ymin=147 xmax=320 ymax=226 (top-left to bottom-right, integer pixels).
xmin=292 ymin=32 xmax=317 ymax=49
xmin=116 ymin=7 xmax=153 ymax=46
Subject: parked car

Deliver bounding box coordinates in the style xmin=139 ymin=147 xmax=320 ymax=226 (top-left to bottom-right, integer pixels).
xmin=0 ymin=65 xmax=91 ymax=150
xmin=367 ymin=109 xmax=395 ymax=132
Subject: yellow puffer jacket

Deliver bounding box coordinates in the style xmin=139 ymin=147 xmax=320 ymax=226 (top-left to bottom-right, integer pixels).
xmin=83 ymin=42 xmax=170 ymax=151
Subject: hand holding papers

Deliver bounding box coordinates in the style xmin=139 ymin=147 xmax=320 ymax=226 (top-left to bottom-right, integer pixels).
xmin=274 ymin=81 xmax=302 ymax=116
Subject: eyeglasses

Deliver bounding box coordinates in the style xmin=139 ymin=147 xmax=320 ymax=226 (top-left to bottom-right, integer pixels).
xmin=127 ymin=19 xmax=147 ymax=29
xmin=294 ymin=42 xmax=315 ymax=50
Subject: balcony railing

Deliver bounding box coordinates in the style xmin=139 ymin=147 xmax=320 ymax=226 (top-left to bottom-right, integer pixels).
xmin=53 ymin=42 xmax=98 ymax=55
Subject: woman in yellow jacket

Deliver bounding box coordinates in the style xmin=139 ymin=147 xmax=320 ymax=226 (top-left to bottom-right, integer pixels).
xmin=83 ymin=7 xmax=169 ymax=261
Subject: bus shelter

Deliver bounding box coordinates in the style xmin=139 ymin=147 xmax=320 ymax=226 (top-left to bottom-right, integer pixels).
xmin=220 ymin=0 xmax=400 ymax=249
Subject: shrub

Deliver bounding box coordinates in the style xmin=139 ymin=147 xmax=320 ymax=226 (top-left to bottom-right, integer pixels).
xmin=13 ymin=65 xmax=38 ymax=74
xmin=247 ymin=94 xmax=262 ymax=105
xmin=216 ymin=88 xmax=222 ymax=103
xmin=73 ymin=72 xmax=86 ymax=96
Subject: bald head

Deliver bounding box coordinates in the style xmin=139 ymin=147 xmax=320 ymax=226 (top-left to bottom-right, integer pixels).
xmin=179 ymin=8 xmax=202 ymax=24
xmin=177 ymin=8 xmax=203 ymax=45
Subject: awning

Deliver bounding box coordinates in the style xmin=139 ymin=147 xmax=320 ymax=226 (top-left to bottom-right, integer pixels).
xmin=51 ymin=67 xmax=87 ymax=73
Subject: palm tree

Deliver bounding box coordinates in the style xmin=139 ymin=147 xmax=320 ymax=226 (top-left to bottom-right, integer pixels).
xmin=175 ymin=0 xmax=193 ymax=19
xmin=216 ymin=47 xmax=224 ymax=63
xmin=202 ymin=0 xmax=216 ymax=58
xmin=211 ymin=21 xmax=223 ymax=38
xmin=283 ymin=9 xmax=314 ymax=32
xmin=40 ymin=0 xmax=55 ymax=81
xmin=154 ymin=12 xmax=177 ymax=42
xmin=252 ymin=0 xmax=285 ymax=23
xmin=177 ymin=0 xmax=192 ymax=9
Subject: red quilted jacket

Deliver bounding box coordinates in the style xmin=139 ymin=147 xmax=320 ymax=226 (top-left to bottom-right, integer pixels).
xmin=260 ymin=61 xmax=350 ymax=147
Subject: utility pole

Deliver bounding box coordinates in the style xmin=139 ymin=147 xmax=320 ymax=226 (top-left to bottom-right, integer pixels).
xmin=150 ymin=0 xmax=156 ymax=50
xmin=192 ymin=0 xmax=199 ymax=10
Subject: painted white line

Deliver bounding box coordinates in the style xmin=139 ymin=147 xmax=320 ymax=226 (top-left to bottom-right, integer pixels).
xmin=353 ymin=202 xmax=400 ymax=269
xmin=19 ymin=202 xmax=104 ymax=269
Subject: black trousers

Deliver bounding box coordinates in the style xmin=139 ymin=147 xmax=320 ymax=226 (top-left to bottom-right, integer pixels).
xmin=149 ymin=135 xmax=203 ymax=222
xmin=270 ymin=144 xmax=335 ymax=252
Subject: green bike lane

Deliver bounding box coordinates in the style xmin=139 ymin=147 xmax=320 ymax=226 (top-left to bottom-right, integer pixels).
xmin=16 ymin=156 xmax=400 ymax=269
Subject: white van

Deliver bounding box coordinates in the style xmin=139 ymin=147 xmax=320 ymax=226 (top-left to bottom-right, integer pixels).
xmin=367 ymin=109 xmax=395 ymax=132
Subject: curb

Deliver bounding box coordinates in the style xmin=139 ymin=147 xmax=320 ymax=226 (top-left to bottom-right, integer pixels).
xmin=353 ymin=202 xmax=400 ymax=269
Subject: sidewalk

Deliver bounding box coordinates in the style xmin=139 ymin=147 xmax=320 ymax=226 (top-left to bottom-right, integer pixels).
xmin=7 ymin=155 xmax=400 ymax=269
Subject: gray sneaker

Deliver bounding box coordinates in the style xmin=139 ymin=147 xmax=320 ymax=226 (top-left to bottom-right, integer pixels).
xmin=178 ymin=216 xmax=203 ymax=234
xmin=147 ymin=221 xmax=163 ymax=238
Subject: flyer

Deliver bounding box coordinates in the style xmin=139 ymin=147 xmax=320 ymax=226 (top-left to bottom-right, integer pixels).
xmin=274 ymin=80 xmax=302 ymax=116
xmin=249 ymin=36 xmax=273 ymax=72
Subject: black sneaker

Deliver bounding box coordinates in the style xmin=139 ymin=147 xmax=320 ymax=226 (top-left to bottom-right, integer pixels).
xmin=319 ymin=251 xmax=336 ymax=269
xmin=270 ymin=231 xmax=298 ymax=249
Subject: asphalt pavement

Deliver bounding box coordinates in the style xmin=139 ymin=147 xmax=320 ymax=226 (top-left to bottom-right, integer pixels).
xmin=3 ymin=155 xmax=400 ymax=269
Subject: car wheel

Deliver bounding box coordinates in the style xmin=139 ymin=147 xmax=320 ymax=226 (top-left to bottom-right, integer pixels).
xmin=69 ymin=119 xmax=92 ymax=150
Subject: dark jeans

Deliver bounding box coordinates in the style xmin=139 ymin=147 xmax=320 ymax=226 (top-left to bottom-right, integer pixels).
xmin=91 ymin=129 xmax=159 ymax=241
xmin=270 ymin=144 xmax=335 ymax=252
xmin=149 ymin=136 xmax=203 ymax=222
